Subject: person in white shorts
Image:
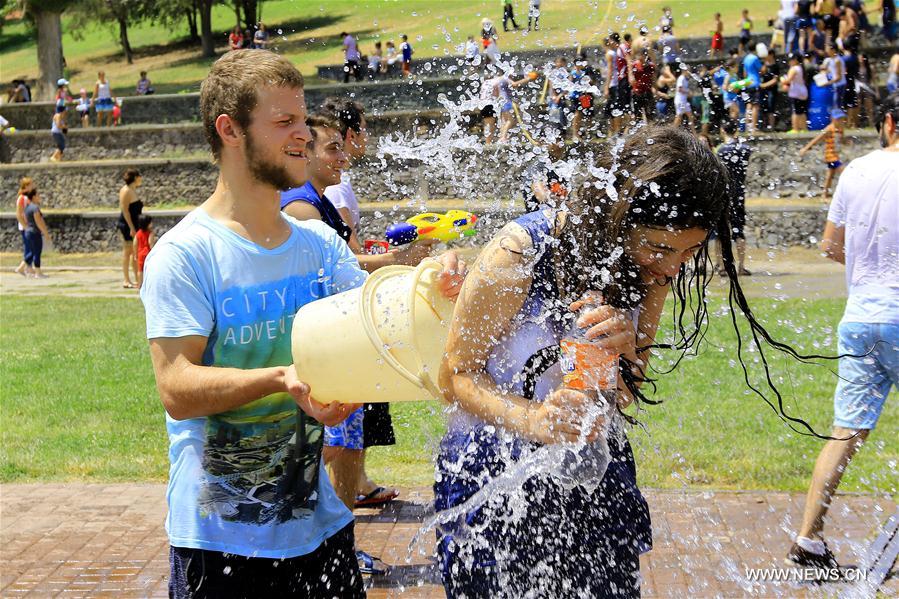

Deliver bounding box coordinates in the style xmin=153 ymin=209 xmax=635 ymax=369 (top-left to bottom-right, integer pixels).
xmin=674 ymin=64 xmax=695 ymax=130
xmin=789 ymin=92 xmax=899 ymax=572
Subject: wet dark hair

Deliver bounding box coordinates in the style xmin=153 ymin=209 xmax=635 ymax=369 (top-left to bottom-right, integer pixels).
xmin=306 ymin=112 xmax=342 ymax=150
xmin=553 ymin=125 xmax=834 ymax=436
xmin=875 ymin=92 xmax=899 ymax=133
xmin=555 ymin=126 xmax=727 ymax=312
xmin=136 ymin=213 xmax=152 ymax=231
xmin=319 ymin=97 xmax=365 ymax=138
xmin=721 ymin=118 xmax=739 ymax=136
xmin=123 ymin=168 xmax=141 ymax=184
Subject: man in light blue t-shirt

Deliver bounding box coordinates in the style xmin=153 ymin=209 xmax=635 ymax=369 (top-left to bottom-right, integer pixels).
xmin=140 ymin=50 xmax=392 ymax=598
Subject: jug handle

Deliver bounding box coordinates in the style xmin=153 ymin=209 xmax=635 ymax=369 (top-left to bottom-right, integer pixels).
xmin=359 ymin=261 xmax=443 ymax=400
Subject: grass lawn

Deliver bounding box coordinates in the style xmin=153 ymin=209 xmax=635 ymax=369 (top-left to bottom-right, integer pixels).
xmin=1 ymin=0 xmax=779 ymax=97
xmin=2 ymin=293 xmax=895 ymax=492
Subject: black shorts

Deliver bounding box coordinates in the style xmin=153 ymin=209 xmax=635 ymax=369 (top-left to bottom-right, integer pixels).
xmin=480 ymin=104 xmax=496 ymax=120
xmin=841 ymin=86 xmax=858 ymax=110
xmin=363 ymin=402 xmax=396 ymax=447
xmin=614 ymin=82 xmax=634 ymax=114
xmin=632 ymin=91 xmax=655 ymax=119
xmin=117 ymin=223 xmax=133 ymax=242
xmin=762 ymin=90 xmax=778 ymax=114
xmin=52 ymin=132 xmax=66 ymax=151
xmin=790 ymin=97 xmax=808 ymax=115
xmin=603 ymin=85 xmax=618 ymax=117
xmin=743 ymin=87 xmax=761 ymax=105
xmin=169 ymin=523 xmax=364 ymax=599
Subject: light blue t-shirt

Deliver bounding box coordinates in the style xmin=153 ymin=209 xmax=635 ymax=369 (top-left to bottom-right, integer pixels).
xmin=140 ymin=208 xmax=365 ymax=558
xmin=743 ymin=53 xmax=762 ymax=89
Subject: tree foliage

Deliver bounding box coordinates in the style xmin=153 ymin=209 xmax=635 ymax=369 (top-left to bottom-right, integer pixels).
xmin=69 ymin=0 xmax=155 ymax=64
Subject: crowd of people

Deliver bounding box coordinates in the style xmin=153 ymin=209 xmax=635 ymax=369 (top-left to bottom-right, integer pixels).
xmin=228 ymin=22 xmax=274 ymax=51
xmin=10 ymin=167 xmax=155 ymax=286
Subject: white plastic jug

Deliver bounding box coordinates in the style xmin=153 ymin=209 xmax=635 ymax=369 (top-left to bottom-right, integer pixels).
xmin=291 ymin=260 xmax=454 ymax=403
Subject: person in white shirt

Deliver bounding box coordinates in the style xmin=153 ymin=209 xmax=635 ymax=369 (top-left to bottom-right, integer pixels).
xmin=674 ymin=65 xmax=695 ymax=129
xmin=464 ymin=36 xmax=480 ymax=64
xmin=789 ymin=92 xmax=899 ymax=572
xmin=779 ymin=0 xmax=799 ymax=53
xmin=528 ymin=0 xmax=541 ymax=31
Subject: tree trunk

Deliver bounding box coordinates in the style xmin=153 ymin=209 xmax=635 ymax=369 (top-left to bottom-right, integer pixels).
xmin=232 ymin=0 xmax=241 ymax=28
xmin=118 ymin=17 xmax=133 ymax=64
xmin=186 ymin=5 xmax=199 ymax=43
xmin=33 ymin=9 xmax=64 ymax=101
xmin=241 ymin=0 xmax=257 ymax=29
xmin=198 ymin=0 xmax=215 ymax=58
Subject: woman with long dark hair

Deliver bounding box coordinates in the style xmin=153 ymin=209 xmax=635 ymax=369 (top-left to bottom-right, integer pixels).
xmin=434 ymin=125 xmax=827 ymax=597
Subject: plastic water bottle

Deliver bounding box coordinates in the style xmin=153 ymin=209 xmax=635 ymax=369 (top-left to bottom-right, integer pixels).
xmin=553 ymin=321 xmax=619 ymax=491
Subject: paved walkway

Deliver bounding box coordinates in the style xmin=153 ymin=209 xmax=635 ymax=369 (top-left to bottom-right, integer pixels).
xmin=2 ymin=484 xmax=895 ymax=598
xmin=1 ymin=246 xmax=845 ymax=301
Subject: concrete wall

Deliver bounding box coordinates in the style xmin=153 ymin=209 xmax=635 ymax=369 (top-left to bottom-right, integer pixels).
xmin=0 ymin=92 xmax=202 ymax=131
xmin=0 ymin=159 xmax=217 ymax=210
xmin=0 ymin=78 xmax=474 ymax=131
xmin=2 ymin=110 xmax=459 ymax=164
xmin=0 ymin=132 xmax=882 ymax=210
xmin=0 ymin=202 xmax=828 ymax=254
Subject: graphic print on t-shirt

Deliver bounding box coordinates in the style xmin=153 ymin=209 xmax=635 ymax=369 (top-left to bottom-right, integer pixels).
xmin=197 ymin=272 xmax=337 ymax=525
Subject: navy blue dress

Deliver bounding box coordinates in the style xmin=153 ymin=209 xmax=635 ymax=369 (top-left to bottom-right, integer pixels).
xmin=434 ymin=210 xmax=652 ymax=598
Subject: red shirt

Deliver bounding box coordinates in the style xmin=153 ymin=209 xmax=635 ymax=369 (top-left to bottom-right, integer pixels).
xmin=135 ymin=229 xmax=152 ymax=260
xmin=632 ymin=60 xmax=655 ymax=94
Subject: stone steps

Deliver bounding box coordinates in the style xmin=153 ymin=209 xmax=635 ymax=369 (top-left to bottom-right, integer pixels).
xmin=0 ymin=77 xmax=475 ymax=131
xmin=0 ymin=131 xmax=881 ymax=211
xmin=0 ymin=110 xmax=461 ymax=163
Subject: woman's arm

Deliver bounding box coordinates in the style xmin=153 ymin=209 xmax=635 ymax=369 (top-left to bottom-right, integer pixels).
xmin=439 ymin=223 xmax=604 ymax=444
xmin=34 ymin=210 xmax=50 ymax=237
xmin=15 ymin=199 xmax=27 ymax=229
xmin=439 ymin=224 xmax=535 ymax=428
xmin=119 ymin=188 xmax=136 ymax=233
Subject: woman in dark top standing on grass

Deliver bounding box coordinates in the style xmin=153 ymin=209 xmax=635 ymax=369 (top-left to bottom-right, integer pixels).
xmin=23 ymin=189 xmax=51 ymax=278
xmin=117 ymin=168 xmax=143 ymax=289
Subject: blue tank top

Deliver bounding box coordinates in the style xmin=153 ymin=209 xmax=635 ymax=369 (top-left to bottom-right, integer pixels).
xmin=280 ymin=182 xmax=353 ymax=243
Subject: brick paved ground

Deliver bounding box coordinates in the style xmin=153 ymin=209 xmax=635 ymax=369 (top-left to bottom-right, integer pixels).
xmin=2 ymin=484 xmax=895 ymax=598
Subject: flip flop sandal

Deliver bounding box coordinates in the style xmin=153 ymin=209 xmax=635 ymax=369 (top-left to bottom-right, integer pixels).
xmin=356 ymin=550 xmax=390 ymax=576
xmin=354 ymin=486 xmax=399 ymax=508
